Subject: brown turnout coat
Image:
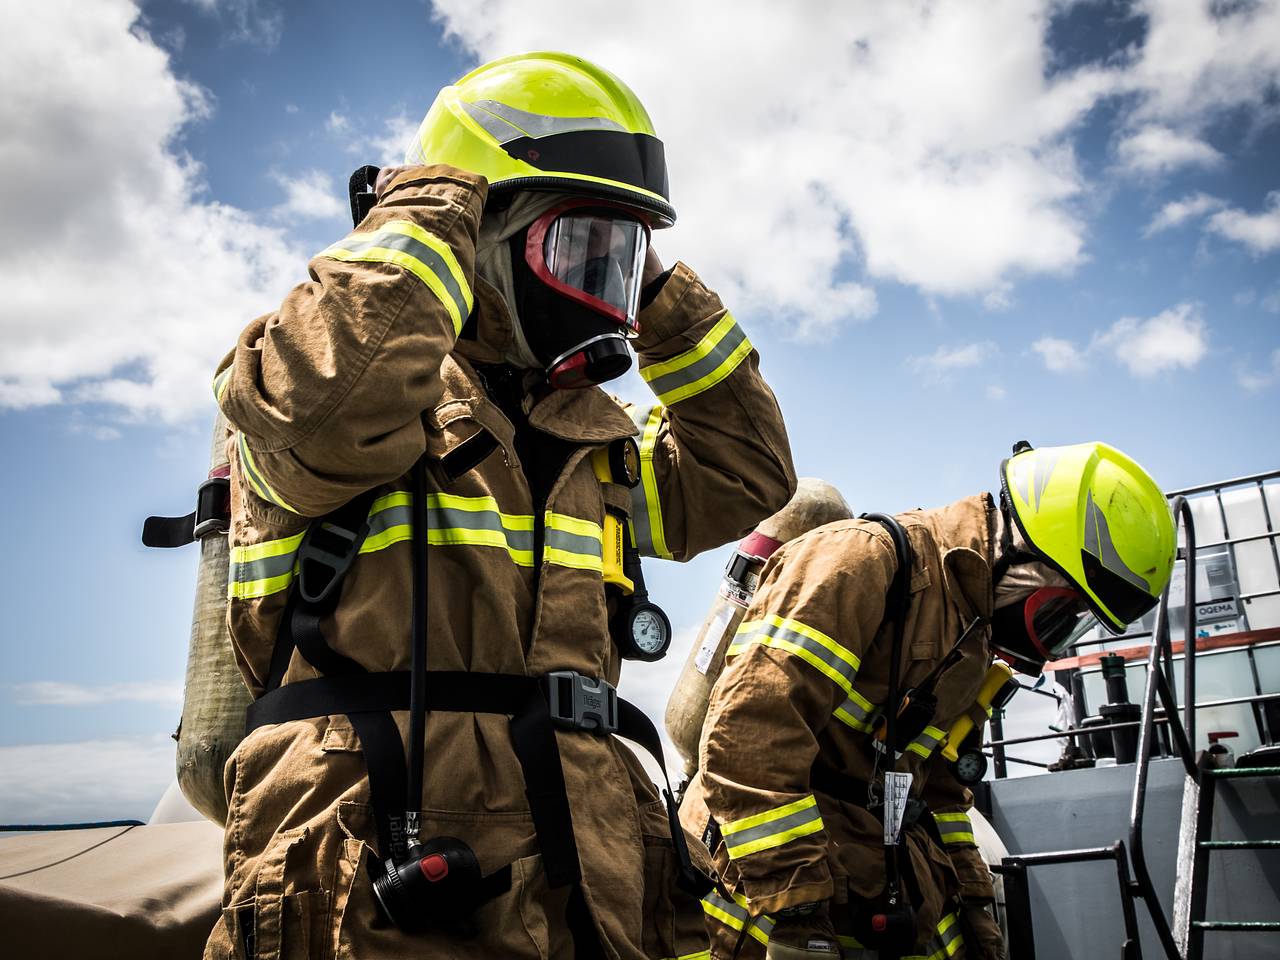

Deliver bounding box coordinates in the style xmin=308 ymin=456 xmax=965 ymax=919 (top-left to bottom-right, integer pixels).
xmin=203 ymin=165 xmax=796 ymax=959
xmin=681 ymin=496 xmax=1005 ymax=959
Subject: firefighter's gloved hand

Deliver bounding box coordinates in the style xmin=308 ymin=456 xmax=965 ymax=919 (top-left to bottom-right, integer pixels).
xmin=765 ymin=902 xmax=839 ymax=960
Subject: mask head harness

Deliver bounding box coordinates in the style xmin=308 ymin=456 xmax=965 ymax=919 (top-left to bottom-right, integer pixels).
xmin=512 ymin=198 xmax=651 ymax=390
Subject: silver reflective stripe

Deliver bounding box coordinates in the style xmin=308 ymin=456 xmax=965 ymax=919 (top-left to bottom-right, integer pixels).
xmin=834 ymin=694 xmax=875 ymax=730
xmin=1032 ymin=450 xmax=1060 ymax=510
xmin=337 ymin=229 xmax=469 ymax=323
xmin=429 ymin=506 xmax=535 ymax=553
xmin=231 ymin=549 xmax=295 ymax=586
xmin=1083 ymin=489 xmax=1150 ymax=591
xmin=644 ymin=320 xmax=749 ymax=402
xmin=701 ymin=891 xmax=775 ymax=939
xmin=935 ymin=818 xmax=974 ymax=843
xmin=367 ymin=504 xmax=411 ymax=539
xmin=733 ymin=620 xmax=860 ymax=691
xmin=911 ymin=912 xmax=963 ymax=959
xmin=906 ymin=725 xmax=946 ymax=759
xmin=462 ymin=98 xmax=626 ymax=143
xmin=544 ymin=527 xmax=603 ymax=560
xmin=721 ymin=800 xmax=823 ymax=858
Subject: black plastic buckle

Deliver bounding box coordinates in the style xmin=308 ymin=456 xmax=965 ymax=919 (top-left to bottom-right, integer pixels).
xmin=193 ymin=476 xmax=231 ymax=539
xmin=297 ymin=519 xmax=368 ymax=605
xmin=543 ymin=671 xmax=618 ymax=735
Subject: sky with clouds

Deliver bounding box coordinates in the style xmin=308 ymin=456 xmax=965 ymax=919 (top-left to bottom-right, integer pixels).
xmin=1 ymin=0 xmax=1278 ymax=823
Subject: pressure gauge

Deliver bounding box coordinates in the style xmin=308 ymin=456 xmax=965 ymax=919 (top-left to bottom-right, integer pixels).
xmin=950 ymin=749 xmax=988 ymax=786
xmin=615 ymin=601 xmax=672 ymax=661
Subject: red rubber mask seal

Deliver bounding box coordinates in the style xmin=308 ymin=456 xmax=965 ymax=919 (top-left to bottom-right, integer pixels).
xmin=524 ymin=199 xmax=650 ymax=334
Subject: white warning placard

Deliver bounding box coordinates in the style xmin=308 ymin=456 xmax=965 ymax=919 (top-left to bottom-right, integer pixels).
xmin=883 ymin=771 xmax=914 ymax=845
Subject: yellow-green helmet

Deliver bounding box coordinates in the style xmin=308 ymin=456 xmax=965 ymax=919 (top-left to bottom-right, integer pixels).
xmin=1000 ymin=442 xmax=1177 ymax=635
xmin=406 ymin=52 xmax=675 ymax=227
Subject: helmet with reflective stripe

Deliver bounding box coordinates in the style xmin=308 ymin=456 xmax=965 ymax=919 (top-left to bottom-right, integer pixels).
xmin=1000 ymin=442 xmax=1176 ymax=636
xmin=406 ymin=52 xmax=675 ymax=227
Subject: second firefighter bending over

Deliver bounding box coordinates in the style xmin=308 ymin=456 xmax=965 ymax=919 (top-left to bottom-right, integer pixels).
xmin=680 ymin=442 xmax=1176 ymax=960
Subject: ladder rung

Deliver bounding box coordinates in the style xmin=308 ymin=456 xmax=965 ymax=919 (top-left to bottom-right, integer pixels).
xmin=1205 ymin=766 xmax=1280 ymax=778
xmin=1193 ymin=921 xmax=1280 ymax=931
xmin=1199 ymin=840 xmax=1280 ymax=849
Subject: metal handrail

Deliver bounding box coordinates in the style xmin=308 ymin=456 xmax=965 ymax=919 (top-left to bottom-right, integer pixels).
xmin=1129 ymin=496 xmax=1198 ymax=960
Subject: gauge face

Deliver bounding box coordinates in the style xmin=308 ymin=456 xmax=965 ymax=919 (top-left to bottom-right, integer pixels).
xmin=952 ymin=750 xmax=988 ymax=786
xmin=632 ymin=608 xmax=670 ymax=654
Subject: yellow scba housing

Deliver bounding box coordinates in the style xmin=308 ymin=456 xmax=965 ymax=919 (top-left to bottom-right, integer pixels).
xmin=1001 ymin=442 xmax=1176 ymax=635
xmin=407 ymin=51 xmax=675 ymax=227
xmin=941 ymin=662 xmax=1018 ymax=762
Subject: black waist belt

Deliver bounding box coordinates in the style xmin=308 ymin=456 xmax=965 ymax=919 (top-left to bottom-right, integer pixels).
xmin=246 ymin=669 xmax=709 ymax=897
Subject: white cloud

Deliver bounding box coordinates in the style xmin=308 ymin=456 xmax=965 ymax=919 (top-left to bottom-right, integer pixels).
xmin=1032 ymin=336 xmax=1086 ymax=372
xmin=908 ymin=341 xmax=996 ymax=377
xmin=986 ymin=384 xmax=1007 ymax=401
xmin=1236 ymin=348 xmax=1280 ymax=392
xmin=284 ymin=102 xmax=299 ymax=114
xmin=12 ymin=680 xmax=182 ymax=706
xmin=1144 ymin=192 xmax=1226 ymax=236
xmin=1263 ymin=289 xmax=1280 ymax=314
xmin=348 ymin=111 xmax=428 ymax=168
xmin=0 ymin=737 xmax=175 ymax=824
xmin=1122 ymin=0 xmax=1280 ymax=129
xmin=325 ymin=110 xmax=350 ymax=134
xmin=429 ymin=1 xmax=1112 ymax=333
xmin=1115 ymin=125 xmax=1223 ymax=175
xmin=271 ymin=169 xmax=346 ymax=221
xmin=1093 ymin=303 xmax=1209 ymax=377
xmin=0 ymin=0 xmax=302 ymax=420
xmin=1206 ymin=191 xmax=1280 ymax=254
xmin=182 ymin=0 xmax=283 ymax=48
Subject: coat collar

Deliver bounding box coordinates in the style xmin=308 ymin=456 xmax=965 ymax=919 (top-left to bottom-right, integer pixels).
xmin=922 ymin=494 xmax=997 ymax=623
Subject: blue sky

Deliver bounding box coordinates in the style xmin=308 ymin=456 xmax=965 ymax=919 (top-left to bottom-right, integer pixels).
xmin=1 ymin=0 xmax=1278 ymax=822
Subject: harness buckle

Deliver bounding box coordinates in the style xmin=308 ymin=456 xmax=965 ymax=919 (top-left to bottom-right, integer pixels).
xmin=193 ymin=475 xmax=232 ymax=539
xmin=297 ymin=518 xmax=369 ymax=605
xmin=543 ymin=671 xmax=618 ymax=735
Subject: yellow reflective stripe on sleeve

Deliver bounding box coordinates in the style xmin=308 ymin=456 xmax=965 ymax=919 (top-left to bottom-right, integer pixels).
xmin=628 ymin=405 xmax=672 ymax=560
xmin=721 ymin=794 xmax=824 ymax=860
xmin=833 ymin=688 xmax=877 ymax=733
xmin=318 ymin=219 xmax=472 ymax=335
xmin=729 ymin=613 xmax=861 ymax=697
xmin=236 ymin=431 xmax=298 ymax=514
xmin=701 ymin=891 xmax=774 ymax=945
xmin=640 ymin=312 xmax=753 ymax=406
xmin=933 ymin=811 xmax=976 ymax=845
xmin=661 ymin=952 xmax=711 ymax=960
xmin=905 ymin=725 xmax=948 ymax=760
xmin=212 ymin=365 xmax=232 ymax=403
xmin=904 ymin=911 xmax=963 ymax=960
xmin=543 ymin=511 xmax=604 ymax=573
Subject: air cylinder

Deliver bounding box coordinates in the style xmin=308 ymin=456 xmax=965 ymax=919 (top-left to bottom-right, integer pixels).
xmin=664 ymin=478 xmax=853 ymax=779
xmin=175 ymin=413 xmax=251 ymax=824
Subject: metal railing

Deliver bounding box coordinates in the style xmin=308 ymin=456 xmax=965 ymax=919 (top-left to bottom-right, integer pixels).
xmin=1128 ymin=496 xmax=1199 ymax=960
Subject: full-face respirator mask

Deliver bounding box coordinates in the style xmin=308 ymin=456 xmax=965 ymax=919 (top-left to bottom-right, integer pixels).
xmin=510 ymin=198 xmax=651 ymax=389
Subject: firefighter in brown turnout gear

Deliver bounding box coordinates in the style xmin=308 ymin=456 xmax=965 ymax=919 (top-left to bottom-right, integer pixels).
xmin=202 ymin=53 xmax=794 ymax=959
xmin=680 ymin=444 xmax=1177 ymax=959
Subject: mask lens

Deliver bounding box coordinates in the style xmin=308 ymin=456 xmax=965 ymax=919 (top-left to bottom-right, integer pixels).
xmin=1024 ymin=588 xmax=1090 ymax=658
xmin=534 ymin=206 xmax=648 ymax=332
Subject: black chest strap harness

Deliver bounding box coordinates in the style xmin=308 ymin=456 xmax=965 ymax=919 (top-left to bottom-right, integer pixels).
xmin=245 ymin=435 xmax=710 ymax=944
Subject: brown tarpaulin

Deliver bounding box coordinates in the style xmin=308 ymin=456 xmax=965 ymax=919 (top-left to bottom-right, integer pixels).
xmin=0 ymin=821 xmax=222 ymax=959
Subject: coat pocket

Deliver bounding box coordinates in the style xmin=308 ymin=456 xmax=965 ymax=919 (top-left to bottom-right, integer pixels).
xmin=334 ymin=842 xmax=555 ymax=960
xmin=639 ymin=799 xmax=713 ymax=960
